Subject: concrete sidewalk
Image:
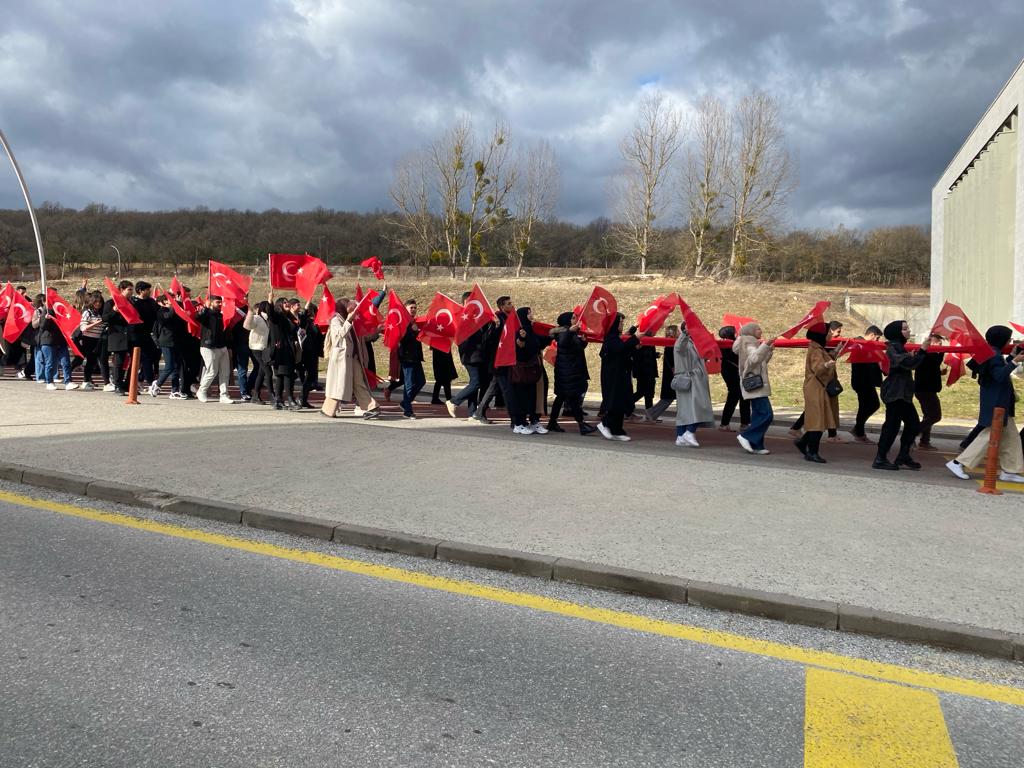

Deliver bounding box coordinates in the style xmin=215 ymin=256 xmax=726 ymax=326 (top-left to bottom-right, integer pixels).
xmin=1 ymin=379 xmax=1022 ymax=644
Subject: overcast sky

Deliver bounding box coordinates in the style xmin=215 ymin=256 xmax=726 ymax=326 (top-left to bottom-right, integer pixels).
xmin=1 ymin=0 xmax=1021 ymax=230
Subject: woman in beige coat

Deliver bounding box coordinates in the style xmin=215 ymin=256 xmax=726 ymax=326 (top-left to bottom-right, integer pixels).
xmin=794 ymin=322 xmax=837 ymax=463
xmin=321 ymin=302 xmax=381 ymax=419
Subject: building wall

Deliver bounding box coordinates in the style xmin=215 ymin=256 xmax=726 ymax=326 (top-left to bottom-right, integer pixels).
xmin=931 ymin=60 xmax=1024 ymax=331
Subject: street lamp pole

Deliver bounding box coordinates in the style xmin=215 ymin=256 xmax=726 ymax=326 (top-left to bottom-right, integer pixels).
xmin=109 ymin=244 xmax=121 ymax=279
xmin=0 ymin=127 xmax=47 ymax=294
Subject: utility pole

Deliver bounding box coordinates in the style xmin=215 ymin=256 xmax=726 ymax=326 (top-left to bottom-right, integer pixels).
xmin=109 ymin=244 xmax=121 ymax=279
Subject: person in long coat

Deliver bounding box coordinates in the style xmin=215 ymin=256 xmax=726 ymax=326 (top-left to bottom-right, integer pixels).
xmin=267 ymin=299 xmax=299 ymax=410
xmin=321 ymin=302 xmax=381 ymax=419
xmin=795 ymin=322 xmax=837 ymax=463
xmin=597 ymin=313 xmax=640 ymax=441
xmin=430 ymin=346 xmax=459 ymax=404
xmin=546 ymin=311 xmax=595 ymax=435
xmin=672 ymin=326 xmax=714 ymax=447
xmin=718 ymin=326 xmax=750 ymax=431
xmin=873 ymin=319 xmax=929 ymax=470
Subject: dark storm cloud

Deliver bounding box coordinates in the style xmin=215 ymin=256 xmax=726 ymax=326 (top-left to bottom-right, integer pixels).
xmin=0 ymin=0 xmax=1021 ymax=230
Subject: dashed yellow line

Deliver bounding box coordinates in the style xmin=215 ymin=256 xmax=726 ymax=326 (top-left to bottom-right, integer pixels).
xmin=2 ymin=488 xmax=1023 ymax=708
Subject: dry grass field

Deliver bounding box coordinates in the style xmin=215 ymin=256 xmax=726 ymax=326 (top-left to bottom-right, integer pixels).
xmin=35 ymin=270 xmax=1007 ymax=422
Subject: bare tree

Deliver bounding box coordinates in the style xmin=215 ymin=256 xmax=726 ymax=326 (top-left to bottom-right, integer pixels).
xmin=725 ymin=90 xmax=794 ymax=277
xmin=429 ymin=119 xmax=472 ymax=278
xmin=387 ymin=151 xmax=440 ymax=269
xmin=683 ymin=95 xmax=730 ymax=277
xmin=507 ymin=140 xmax=559 ymax=277
xmin=460 ymin=121 xmax=516 ymax=280
xmin=611 ymin=92 xmax=684 ymax=275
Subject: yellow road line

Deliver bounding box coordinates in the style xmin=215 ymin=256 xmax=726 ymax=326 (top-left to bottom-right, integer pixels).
xmin=804 ymin=668 xmax=959 ymax=767
xmin=974 ymin=479 xmax=1024 ymax=493
xmin=2 ymin=487 xmax=1023 ymax=708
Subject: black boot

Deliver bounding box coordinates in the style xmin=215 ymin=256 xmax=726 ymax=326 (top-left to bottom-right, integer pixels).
xmin=547 ymin=420 xmax=565 ymax=433
xmin=804 ymin=453 xmax=827 ymax=464
xmin=794 ymin=439 xmax=807 ymax=456
xmin=894 ymin=450 xmax=921 ymax=470
xmin=579 ymin=422 xmax=596 ymax=435
xmin=872 ymin=454 xmax=899 ymax=470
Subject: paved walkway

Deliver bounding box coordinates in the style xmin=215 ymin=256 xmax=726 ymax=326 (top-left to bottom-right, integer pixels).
xmin=1 ymin=379 xmax=1022 ymax=636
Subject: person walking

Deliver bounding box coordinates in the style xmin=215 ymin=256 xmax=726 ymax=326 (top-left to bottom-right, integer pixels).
xmin=446 ymin=291 xmax=486 ymax=419
xmin=321 ymin=302 xmax=382 ymax=420
xmin=947 ymin=326 xmax=1024 ymax=482
xmin=430 ymin=345 xmax=458 ymax=405
xmin=794 ymin=323 xmax=836 ymax=464
xmin=149 ymin=292 xmax=180 ymax=398
xmin=32 ymin=301 xmax=76 ymax=391
xmin=873 ymin=320 xmax=929 ymax=471
xmin=546 ymin=312 xmax=596 ymax=435
xmin=509 ymin=306 xmax=547 ymax=435
xmin=102 ymin=280 xmax=136 ymax=395
xmin=718 ymin=325 xmax=750 ymax=432
xmin=132 ymin=281 xmax=159 ymax=385
xmin=914 ymin=333 xmax=946 ymax=450
xmin=672 ymin=326 xmax=714 ymax=447
xmin=267 ymin=297 xmax=299 ymax=410
xmin=597 ymin=314 xmax=640 ymax=442
xmin=647 ymin=325 xmax=679 ymax=422
xmin=632 ymin=341 xmax=659 ymax=420
xmin=850 ymin=325 xmax=883 ymax=443
xmin=244 ymin=301 xmax=272 ymax=404
xmin=734 ymin=322 xmax=776 ymax=455
xmin=194 ymin=295 xmax=234 ymax=404
xmin=398 ymin=297 xmax=426 ymax=419
xmin=78 ymin=292 xmax=106 ymax=391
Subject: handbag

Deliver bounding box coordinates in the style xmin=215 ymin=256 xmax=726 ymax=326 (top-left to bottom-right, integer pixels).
xmin=510 ymin=359 xmax=541 ymax=384
xmin=825 ymin=378 xmax=844 ymax=398
xmin=741 ymin=372 xmax=764 ymax=392
xmin=671 ymin=372 xmax=692 ymax=392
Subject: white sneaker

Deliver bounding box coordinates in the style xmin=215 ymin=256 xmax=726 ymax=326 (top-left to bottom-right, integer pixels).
xmin=597 ymin=422 xmax=613 ymax=440
xmin=998 ymin=471 xmax=1024 ymax=483
xmin=675 ymin=436 xmax=689 ymax=447
xmin=219 ymin=395 xmax=235 ymax=404
xmin=513 ymin=425 xmax=529 ymax=435
xmin=682 ymin=431 xmax=700 ymax=448
xmin=197 ymin=393 xmax=209 ymax=402
xmin=445 ymin=400 xmax=457 ymax=418
xmin=16 ymin=370 xmax=26 ymax=379
xmin=64 ymin=382 xmax=79 ymax=391
xmin=46 ymin=383 xmax=57 ymax=391
xmin=755 ymin=449 xmax=771 ymax=455
xmin=103 ymin=383 xmax=116 ymax=392
xmin=149 ymin=382 xmax=159 ymax=397
xmin=532 ymin=424 xmax=548 ymax=435
xmin=737 ymin=434 xmax=754 ymax=454
xmin=81 ymin=382 xmax=95 ymax=391
xmin=168 ymin=391 xmax=184 ymax=400
xmin=946 ymin=460 xmax=970 ymax=480
xmin=613 ymin=434 xmax=631 ymax=442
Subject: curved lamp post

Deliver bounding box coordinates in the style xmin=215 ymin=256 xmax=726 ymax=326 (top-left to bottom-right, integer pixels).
xmin=109 ymin=244 xmax=121 ymax=279
xmin=0 ymin=128 xmax=47 ymax=294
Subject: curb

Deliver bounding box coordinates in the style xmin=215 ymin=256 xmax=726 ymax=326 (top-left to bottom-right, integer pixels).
xmin=2 ymin=460 xmax=1021 ymax=662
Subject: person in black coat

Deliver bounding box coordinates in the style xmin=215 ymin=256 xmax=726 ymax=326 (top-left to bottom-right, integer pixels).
xmin=718 ymin=326 xmax=751 ymax=431
xmin=448 ymin=291 xmax=486 ymax=418
xmin=509 ymin=306 xmax=548 ymax=433
xmin=598 ymin=313 xmax=640 ymax=441
xmin=267 ymin=298 xmax=299 ymax=410
xmin=101 ymin=280 xmax=137 ymax=394
xmin=150 ymin=293 xmax=181 ymax=397
xmin=546 ymin=311 xmax=595 ymax=435
xmin=632 ymin=340 xmax=659 ymax=416
xmin=850 ymin=325 xmax=883 ymax=442
xmin=914 ymin=333 xmax=945 ymax=449
xmin=291 ymin=299 xmax=321 ymax=408
xmin=398 ymin=297 xmax=425 ymax=418
xmin=431 ymin=345 xmax=459 ymax=404
xmin=873 ymin=320 xmax=930 ymax=470
xmin=132 ymin=281 xmax=159 ymax=384
xmin=646 ymin=324 xmax=679 ymax=422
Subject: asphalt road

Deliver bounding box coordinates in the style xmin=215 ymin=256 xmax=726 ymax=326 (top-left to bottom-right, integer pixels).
xmin=2 ymin=487 xmax=1023 ymax=767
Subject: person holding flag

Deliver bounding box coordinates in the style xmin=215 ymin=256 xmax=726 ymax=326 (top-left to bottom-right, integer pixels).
xmin=717 ymin=325 xmax=750 ymax=432
xmin=546 ymin=311 xmax=596 ymax=435
xmin=397 ymin=297 xmax=425 ymax=419
xmin=192 ymin=295 xmax=235 ymax=404
xmin=101 ymin=280 xmax=139 ymax=395
xmin=472 ymin=295 xmax=516 ymax=426
xmin=873 ymin=320 xmax=930 ymax=471
xmin=31 ymin=295 xmax=76 ymax=390
xmin=597 ymin=313 xmax=641 ymax=442
xmin=914 ymin=333 xmax=947 ymax=451
xmin=321 ymin=298 xmax=382 ymax=420
xmin=734 ymin=322 xmax=777 ymax=456
xmin=672 ymin=325 xmax=714 ymax=447
xmin=78 ymin=292 xmax=107 ymax=391
xmin=849 ymin=325 xmax=884 ymax=443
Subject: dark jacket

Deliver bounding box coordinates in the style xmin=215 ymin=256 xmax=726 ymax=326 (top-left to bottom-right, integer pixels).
xmin=432 ymin=346 xmax=458 ymax=383
xmin=972 ymin=351 xmax=1018 ymax=426
xmin=659 ymin=340 xmax=676 ymax=400
xmin=194 ymin=308 xmax=227 ymax=349
xmin=133 ymin=296 xmax=158 ymax=336
xmin=398 ymin=323 xmax=423 ymax=364
xmin=153 ymin=306 xmax=177 ymax=348
xmin=633 ymin=344 xmax=659 ymax=383
xmin=880 ymin=342 xmax=926 ymax=404
xmin=600 ymin=332 xmax=640 ymax=412
xmin=720 ymin=345 xmax=740 ymax=388
xmin=914 ymin=351 xmax=944 ymax=394
xmin=458 ymin=326 xmax=485 ymax=367
xmin=102 ymin=298 xmax=135 ymax=352
xmin=267 ymin=309 xmax=296 ymax=368
xmin=552 ymin=326 xmax=589 ymax=397
xmin=482 ymin=314 xmax=506 ymax=372
xmin=34 ymin=311 xmax=63 ymax=347
xmin=851 ymin=352 xmax=883 ymax=390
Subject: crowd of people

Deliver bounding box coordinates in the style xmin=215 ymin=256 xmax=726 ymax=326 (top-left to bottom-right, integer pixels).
xmin=3 ymin=279 xmax=1023 ymax=484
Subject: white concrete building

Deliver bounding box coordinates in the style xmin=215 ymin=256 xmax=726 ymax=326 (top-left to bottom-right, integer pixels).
xmin=931 ymin=58 xmax=1024 ymax=331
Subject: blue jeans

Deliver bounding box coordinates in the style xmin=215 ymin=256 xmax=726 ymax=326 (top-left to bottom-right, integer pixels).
xmin=676 ymin=424 xmax=698 ymax=436
xmin=34 ymin=346 xmax=46 ymax=381
xmin=37 ymin=345 xmax=53 ymax=383
xmin=41 ymin=345 xmax=70 ymax=384
xmin=234 ymin=349 xmax=250 ymax=398
xmin=156 ymin=346 xmax=179 ymax=391
xmin=741 ymin=396 xmax=773 ymax=451
xmin=401 ymin=362 xmax=426 ymax=415
xmin=451 ymin=363 xmax=481 ymax=413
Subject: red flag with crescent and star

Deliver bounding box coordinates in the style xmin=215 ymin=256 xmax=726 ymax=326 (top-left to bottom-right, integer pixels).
xmin=382 ymin=289 xmax=414 ymax=349
xmin=169 ymin=275 xmax=183 ymax=299
xmin=677 ymin=296 xmax=722 ymax=374
xmin=580 ymin=286 xmax=617 ymax=336
xmin=295 ymin=256 xmax=332 ymax=302
xmin=636 ymin=293 xmax=679 ymax=335
xmin=723 ymin=313 xmax=756 ymax=333
xmin=456 ymin=283 xmax=496 ymax=344
xmin=417 ymin=292 xmax=462 ymax=353
xmin=269 ymin=253 xmax=315 ymax=290
xmin=929 ymin=301 xmax=993 ymax=363
xmin=779 ymin=300 xmax=831 ymax=339
xmin=494 ymin=307 xmax=521 ymax=368
xmin=208 ymin=260 xmax=252 ymax=301
xmin=352 ymin=284 xmax=382 ymax=337
xmin=840 ymin=338 xmax=890 ymax=375
xmin=45 ymin=288 xmax=83 ymax=356
xmin=104 ymin=277 xmax=142 ymax=324
xmin=2 ymin=288 xmax=33 ymax=343
xmin=0 ymin=282 xmax=13 ymax=319
xmin=314 ymin=285 xmax=336 ymax=331
xmin=360 ymin=256 xmax=385 ymax=280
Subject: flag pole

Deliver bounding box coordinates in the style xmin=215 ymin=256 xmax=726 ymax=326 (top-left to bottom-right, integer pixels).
xmin=0 ymin=128 xmax=47 ymax=295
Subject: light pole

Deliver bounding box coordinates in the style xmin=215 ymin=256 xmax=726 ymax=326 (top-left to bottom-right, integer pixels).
xmin=109 ymin=244 xmax=121 ymax=279
xmin=0 ymin=127 xmax=47 ymax=294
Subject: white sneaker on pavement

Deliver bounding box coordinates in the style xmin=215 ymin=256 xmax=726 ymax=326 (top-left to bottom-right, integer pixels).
xmin=613 ymin=434 xmax=631 ymax=442
xmin=597 ymin=422 xmax=613 ymax=440
xmin=16 ymin=371 xmax=26 ymax=379
xmin=445 ymin=400 xmax=457 ymax=418
xmin=946 ymin=460 xmax=970 ymax=480
xmin=103 ymin=383 xmax=116 ymax=392
xmin=46 ymin=383 xmax=57 ymax=390
xmin=737 ymin=434 xmax=754 ymax=453
xmin=532 ymin=424 xmax=548 ymax=435
xmin=755 ymin=448 xmax=771 ymax=455
xmin=219 ymin=395 xmax=235 ymax=404
xmin=81 ymin=382 xmax=94 ymax=391
xmin=998 ymin=471 xmax=1024 ymax=483
xmin=513 ymin=425 xmax=529 ymax=435
xmin=149 ymin=382 xmax=159 ymax=397
xmin=675 ymin=436 xmax=689 ymax=447
xmin=197 ymin=393 xmax=209 ymax=402
xmin=65 ymin=382 xmax=79 ymax=390
xmin=682 ymin=431 xmax=700 ymax=448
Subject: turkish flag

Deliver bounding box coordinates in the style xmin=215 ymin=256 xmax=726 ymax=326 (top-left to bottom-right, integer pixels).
xmin=841 ymin=338 xmax=890 ymax=375
xmin=580 ymin=286 xmax=617 ymax=336
xmin=417 ymin=292 xmax=462 ymax=353
xmin=169 ymin=275 xmax=183 ymax=299
xmin=222 ymin=297 xmax=246 ymax=331
xmin=929 ymin=301 xmax=993 ymax=363
xmin=172 ymin=297 xmax=202 ymax=339
xmin=1011 ymin=321 xmax=1024 ymax=337
xmin=269 ymin=253 xmax=315 ymax=290
xmin=365 ymin=368 xmax=381 ymax=389
xmin=382 ymin=290 xmax=414 ymax=349
xmin=352 ymin=284 xmax=383 ymax=337
xmin=779 ymin=300 xmax=831 ymax=339
xmin=46 ymin=288 xmax=83 ymax=356
xmin=104 ymin=278 xmax=142 ymax=324
xmin=315 ymin=285 xmax=336 ymax=331
xmin=637 ymin=293 xmax=679 ymax=334
xmin=678 ymin=297 xmax=722 ymax=374
xmin=543 ymin=341 xmax=558 ymax=366
xmin=456 ymin=283 xmax=496 ymax=344
xmin=945 ymin=351 xmax=966 ymax=386
xmin=494 ymin=308 xmax=521 ymax=368
xmin=208 ymin=261 xmax=252 ymax=301
xmin=0 ymin=282 xmax=13 ymax=319
xmin=2 ymin=289 xmax=33 ymax=343
xmin=360 ymin=256 xmax=385 ymax=280
xmin=295 ymin=256 xmax=332 ymax=302
xmin=723 ymin=313 xmax=756 ymax=333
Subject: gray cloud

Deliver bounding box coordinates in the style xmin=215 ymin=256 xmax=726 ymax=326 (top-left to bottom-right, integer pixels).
xmin=0 ymin=0 xmax=1021 ymax=230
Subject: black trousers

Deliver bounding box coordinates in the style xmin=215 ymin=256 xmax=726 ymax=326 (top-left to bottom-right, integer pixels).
xmin=721 ymin=383 xmax=751 ymax=427
xmin=511 ymin=380 xmax=537 ymax=426
xmin=853 ymin=386 xmax=880 ymax=437
xmin=603 ymin=410 xmax=626 ymax=435
xmin=877 ymin=400 xmax=920 ymax=459
xmin=633 ymin=377 xmax=655 ymax=410
xmin=797 ymin=430 xmax=823 ymax=455
xmin=79 ymin=336 xmax=102 ymax=384
xmin=915 ymin=391 xmax=941 ymax=444
xmin=550 ymin=393 xmax=585 ymax=424
xmin=111 ymin=350 xmax=130 ymax=390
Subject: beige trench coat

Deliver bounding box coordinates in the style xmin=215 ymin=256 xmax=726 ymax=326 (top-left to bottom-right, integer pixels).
xmin=802 ymin=342 xmax=838 ymax=432
xmin=323 ymin=314 xmax=370 ymax=402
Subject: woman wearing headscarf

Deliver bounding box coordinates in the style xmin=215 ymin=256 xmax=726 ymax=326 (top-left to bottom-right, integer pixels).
xmin=546 ymin=311 xmax=596 ymax=435
xmin=734 ymin=322 xmax=776 ymax=455
xmin=267 ymin=297 xmax=299 ymax=410
xmin=597 ymin=313 xmax=640 ymax=441
xmin=321 ymin=301 xmax=382 ymax=420
xmin=947 ymin=326 xmax=1024 ymax=482
xmin=672 ymin=325 xmax=714 ymax=447
xmin=646 ymin=325 xmax=678 ymax=422
xmin=794 ymin=323 xmax=836 ymax=463
xmin=914 ymin=333 xmax=946 ymax=450
xmin=632 ymin=339 xmax=659 ymax=419
xmin=873 ymin=320 xmax=929 ymax=470
xmin=510 ymin=306 xmax=547 ymax=435
xmin=430 ymin=345 xmax=458 ymax=405
xmin=718 ymin=325 xmax=750 ymax=432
